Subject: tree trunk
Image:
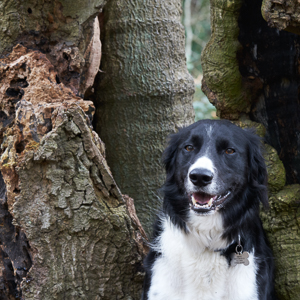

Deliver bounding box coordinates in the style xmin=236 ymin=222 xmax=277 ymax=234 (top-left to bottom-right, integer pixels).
xmin=94 ymin=0 xmax=195 ymax=235
xmin=202 ymin=0 xmax=300 ymax=299
xmin=0 ymin=1 xmax=151 ymax=299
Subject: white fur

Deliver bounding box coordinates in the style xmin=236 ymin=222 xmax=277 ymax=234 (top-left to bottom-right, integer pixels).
xmin=148 ymin=213 xmax=258 ymax=300
xmin=206 ymin=124 xmax=214 ymax=138
xmin=186 ymin=156 xmax=217 ymax=193
xmin=188 ymin=156 xmax=215 ymax=174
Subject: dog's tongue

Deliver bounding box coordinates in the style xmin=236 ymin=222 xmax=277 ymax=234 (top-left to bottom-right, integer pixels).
xmin=193 ymin=192 xmax=211 ymax=204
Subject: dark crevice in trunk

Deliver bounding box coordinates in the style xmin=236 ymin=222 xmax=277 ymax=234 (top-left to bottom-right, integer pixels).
xmin=238 ymin=0 xmax=300 ymax=184
xmin=0 ymin=172 xmax=32 ymax=299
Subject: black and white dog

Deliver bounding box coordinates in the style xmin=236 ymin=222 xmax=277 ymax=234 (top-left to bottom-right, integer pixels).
xmin=142 ymin=120 xmax=276 ymax=300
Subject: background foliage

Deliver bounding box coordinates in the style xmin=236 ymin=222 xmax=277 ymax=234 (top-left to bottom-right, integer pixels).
xmin=182 ymin=0 xmax=217 ymax=120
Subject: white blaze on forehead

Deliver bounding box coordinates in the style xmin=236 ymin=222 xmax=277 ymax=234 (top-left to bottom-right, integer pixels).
xmin=188 ymin=156 xmax=215 ymax=174
xmin=206 ymin=124 xmax=213 ymax=138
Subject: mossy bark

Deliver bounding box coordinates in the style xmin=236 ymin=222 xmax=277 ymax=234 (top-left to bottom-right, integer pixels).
xmin=202 ymin=0 xmax=300 ymax=298
xmin=201 ymin=0 xmax=251 ymax=119
xmin=261 ymin=185 xmax=300 ymax=300
xmin=94 ymin=0 xmax=195 ymax=235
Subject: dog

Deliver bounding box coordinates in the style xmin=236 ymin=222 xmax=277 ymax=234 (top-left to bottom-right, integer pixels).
xmin=142 ymin=119 xmax=276 ymax=300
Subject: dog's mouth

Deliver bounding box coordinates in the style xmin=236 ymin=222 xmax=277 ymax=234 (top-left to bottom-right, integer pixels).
xmin=189 ymin=191 xmax=231 ymax=213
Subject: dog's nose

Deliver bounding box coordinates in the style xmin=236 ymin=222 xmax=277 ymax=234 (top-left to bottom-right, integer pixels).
xmin=189 ymin=168 xmax=213 ymax=186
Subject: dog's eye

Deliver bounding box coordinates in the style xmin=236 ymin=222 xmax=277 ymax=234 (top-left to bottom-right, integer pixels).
xmin=185 ymin=145 xmax=194 ymax=152
xmin=225 ymin=148 xmax=235 ymax=154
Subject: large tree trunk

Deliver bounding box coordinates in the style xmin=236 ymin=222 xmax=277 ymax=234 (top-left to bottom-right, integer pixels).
xmin=202 ymin=0 xmax=300 ymax=299
xmin=0 ymin=44 xmax=146 ymax=300
xmin=0 ymin=1 xmax=152 ymax=299
xmin=94 ymin=0 xmax=195 ymax=235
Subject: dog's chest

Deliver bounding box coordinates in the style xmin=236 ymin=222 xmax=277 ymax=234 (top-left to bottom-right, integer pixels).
xmin=148 ymin=219 xmax=258 ymax=300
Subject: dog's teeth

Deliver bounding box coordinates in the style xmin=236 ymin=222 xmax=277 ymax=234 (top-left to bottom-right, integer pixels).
xmin=191 ymin=195 xmax=196 ymax=205
xmin=191 ymin=196 xmax=215 ymax=209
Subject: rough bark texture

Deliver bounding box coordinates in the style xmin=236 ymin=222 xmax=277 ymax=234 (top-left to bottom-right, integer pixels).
xmin=0 ymin=0 xmax=153 ymax=298
xmin=262 ymin=0 xmax=300 ymax=34
xmin=0 ymin=44 xmax=146 ymax=300
xmin=261 ymin=185 xmax=300 ymax=300
xmin=94 ymin=0 xmax=195 ymax=235
xmin=0 ymin=0 xmax=105 ymax=96
xmin=201 ymin=0 xmax=252 ymax=119
xmin=202 ymin=0 xmax=300 ymax=299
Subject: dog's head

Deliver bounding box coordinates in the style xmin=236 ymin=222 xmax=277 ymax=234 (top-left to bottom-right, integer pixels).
xmin=162 ymin=120 xmax=268 ymax=228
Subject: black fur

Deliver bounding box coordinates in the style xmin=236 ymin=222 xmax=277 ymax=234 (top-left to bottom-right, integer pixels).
xmin=142 ymin=120 xmax=277 ymax=300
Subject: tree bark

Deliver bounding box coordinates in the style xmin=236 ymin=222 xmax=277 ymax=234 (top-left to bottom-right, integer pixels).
xmin=202 ymin=0 xmax=300 ymax=299
xmin=0 ymin=1 xmax=150 ymax=299
xmin=0 ymin=44 xmax=146 ymax=300
xmin=94 ymin=0 xmax=195 ymax=235
xmin=262 ymin=0 xmax=300 ymax=34
xmin=0 ymin=0 xmax=104 ymax=96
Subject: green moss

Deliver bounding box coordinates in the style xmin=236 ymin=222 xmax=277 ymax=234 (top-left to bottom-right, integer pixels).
xmin=264 ymin=144 xmax=286 ymax=193
xmin=271 ymin=185 xmax=300 ymax=210
xmin=202 ymin=0 xmax=251 ymax=119
xmin=233 ymin=118 xmax=266 ymax=137
xmin=261 ymin=185 xmax=300 ymax=300
xmin=233 ymin=119 xmax=286 ymax=193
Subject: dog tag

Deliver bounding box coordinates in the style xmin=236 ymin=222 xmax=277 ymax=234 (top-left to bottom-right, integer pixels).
xmin=231 ymin=236 xmax=249 ymax=267
xmin=231 ymin=251 xmax=250 ymax=267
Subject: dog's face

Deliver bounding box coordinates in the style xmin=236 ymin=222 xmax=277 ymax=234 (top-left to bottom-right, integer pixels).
xmin=163 ymin=120 xmax=267 ymax=219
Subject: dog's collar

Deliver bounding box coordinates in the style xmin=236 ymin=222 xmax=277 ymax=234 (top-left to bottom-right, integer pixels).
xmin=214 ymin=239 xmax=235 ymax=253
xmin=215 ymin=235 xmax=243 ymax=252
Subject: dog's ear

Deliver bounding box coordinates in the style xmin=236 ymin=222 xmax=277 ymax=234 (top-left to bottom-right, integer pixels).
xmin=245 ymin=129 xmax=269 ymax=208
xmin=162 ymin=132 xmax=181 ymax=180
